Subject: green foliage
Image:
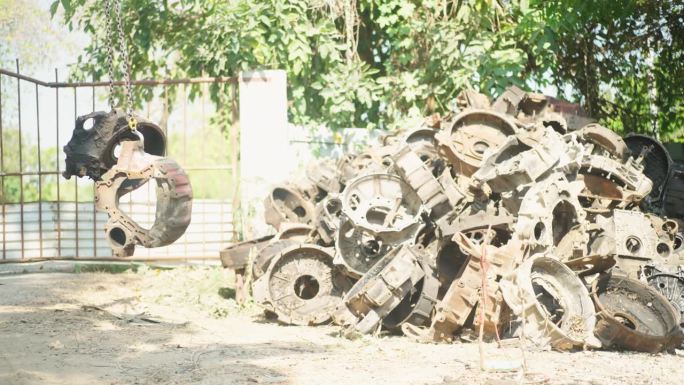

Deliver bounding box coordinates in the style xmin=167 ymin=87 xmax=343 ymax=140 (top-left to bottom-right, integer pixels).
xmin=52 ymin=0 xmax=683 ymax=139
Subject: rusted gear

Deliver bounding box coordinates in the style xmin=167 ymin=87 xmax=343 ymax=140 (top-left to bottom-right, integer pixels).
xmin=63 ymin=109 xmax=166 ymax=181
xmin=591 ymin=272 xmax=684 ymax=353
xmin=95 ymin=140 xmax=192 ymax=257
xmin=500 ymin=254 xmax=601 ymax=350
xmin=263 ymin=184 xmax=316 ymax=230
xmin=436 ymin=109 xmax=518 ymax=177
xmin=252 ymin=244 xmax=352 ymax=326
xmin=251 ymin=224 xmax=314 ymax=279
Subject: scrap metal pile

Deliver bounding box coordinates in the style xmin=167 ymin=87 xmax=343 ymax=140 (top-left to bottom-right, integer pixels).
xmin=221 ymin=86 xmax=684 ymax=352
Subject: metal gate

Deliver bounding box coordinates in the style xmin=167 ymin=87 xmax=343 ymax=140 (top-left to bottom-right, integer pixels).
xmin=0 ymin=60 xmax=240 ymax=262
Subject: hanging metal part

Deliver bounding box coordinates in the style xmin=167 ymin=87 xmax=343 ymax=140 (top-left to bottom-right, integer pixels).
xmin=252 ymin=244 xmax=352 ymax=326
xmin=63 ymin=110 xmax=166 ymax=181
xmin=95 ymin=140 xmax=192 ymax=257
xmin=591 ymin=272 xmax=684 ymax=353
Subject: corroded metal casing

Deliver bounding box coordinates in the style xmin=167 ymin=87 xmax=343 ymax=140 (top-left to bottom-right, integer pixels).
xmin=436 ymin=109 xmax=518 ymax=177
xmin=341 ymin=245 xmax=425 ymax=334
xmin=263 ymin=184 xmax=316 ymax=230
xmin=514 ymin=176 xmax=586 ymax=250
xmin=500 ymin=255 xmax=600 ymax=350
xmin=252 ymin=244 xmax=352 ymax=326
xmin=95 ymin=141 xmax=192 ymax=257
xmin=340 ymin=173 xmax=424 ymax=238
xmin=591 ymin=273 xmax=684 ymax=353
xmin=63 ymin=109 xmax=166 ymax=181
xmin=392 ymin=145 xmax=452 ymax=219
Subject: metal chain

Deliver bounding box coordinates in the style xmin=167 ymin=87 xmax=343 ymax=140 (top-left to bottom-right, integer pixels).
xmin=103 ymin=0 xmax=117 ymax=111
xmin=103 ymin=0 xmax=137 ymax=131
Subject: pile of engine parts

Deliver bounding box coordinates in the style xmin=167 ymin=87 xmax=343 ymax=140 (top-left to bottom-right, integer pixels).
xmin=221 ymin=86 xmax=684 ymax=353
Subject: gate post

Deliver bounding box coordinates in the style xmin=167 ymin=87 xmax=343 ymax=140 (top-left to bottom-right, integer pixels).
xmin=238 ymin=70 xmax=292 ymax=238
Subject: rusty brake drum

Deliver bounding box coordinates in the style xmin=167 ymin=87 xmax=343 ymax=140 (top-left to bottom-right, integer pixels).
xmin=591 ymin=272 xmax=684 ymax=353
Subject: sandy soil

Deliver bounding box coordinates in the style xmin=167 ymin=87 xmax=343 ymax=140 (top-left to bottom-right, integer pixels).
xmin=0 ymin=266 xmax=681 ymax=385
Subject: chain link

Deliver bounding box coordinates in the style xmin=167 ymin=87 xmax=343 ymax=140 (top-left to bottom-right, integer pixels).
xmin=103 ymin=0 xmax=137 ymax=131
xmin=103 ymin=0 xmax=116 ymax=111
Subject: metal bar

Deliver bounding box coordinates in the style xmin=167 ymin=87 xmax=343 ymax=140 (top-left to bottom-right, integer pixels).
xmin=182 ymin=84 xmax=188 ymax=257
xmin=35 ymin=82 xmax=43 ymax=257
xmin=231 ymin=82 xmax=240 ymax=242
xmin=16 ymin=60 xmax=25 ymax=260
xmin=0 ymin=69 xmax=240 ymax=87
xmin=0 ymin=166 xmax=234 ymax=177
xmin=0 ymin=255 xmax=220 ymax=264
xmin=73 ymin=87 xmax=79 ymax=258
xmin=0 ymin=70 xmax=5 ymax=259
xmin=219 ymin=85 xmax=225 ymax=248
xmin=201 ymin=80 xmax=207 ymax=253
xmin=55 ymin=69 xmax=61 ymax=257
xmin=146 ymin=89 xmax=151 ymax=257
xmin=92 ymin=83 xmax=96 ymax=257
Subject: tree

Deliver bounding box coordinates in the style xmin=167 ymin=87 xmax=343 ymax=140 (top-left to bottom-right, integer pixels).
xmin=52 ymin=0 xmax=683 ymax=140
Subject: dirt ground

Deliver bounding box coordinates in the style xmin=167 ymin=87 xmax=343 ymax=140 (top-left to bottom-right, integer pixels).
xmin=0 ymin=265 xmax=681 ymax=385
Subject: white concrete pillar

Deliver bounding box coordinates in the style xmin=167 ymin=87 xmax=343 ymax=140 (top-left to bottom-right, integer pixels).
xmin=239 ymin=70 xmax=292 ymax=237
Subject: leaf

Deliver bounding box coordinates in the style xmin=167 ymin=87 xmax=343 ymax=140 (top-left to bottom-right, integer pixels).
xmin=49 ymin=1 xmax=59 ymax=17
xmin=60 ymin=0 xmax=71 ymax=15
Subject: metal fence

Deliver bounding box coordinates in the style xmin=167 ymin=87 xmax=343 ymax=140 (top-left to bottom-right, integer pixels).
xmin=0 ymin=60 xmax=240 ymax=262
